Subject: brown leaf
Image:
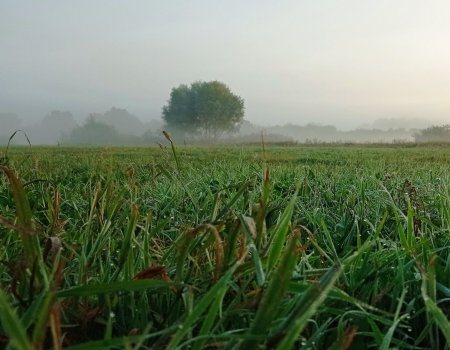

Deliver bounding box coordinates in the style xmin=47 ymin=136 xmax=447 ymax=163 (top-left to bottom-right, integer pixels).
xmin=44 ymin=236 xmax=63 ymax=263
xmin=339 ymin=325 xmax=358 ymax=350
xmin=132 ymin=266 xmax=169 ymax=281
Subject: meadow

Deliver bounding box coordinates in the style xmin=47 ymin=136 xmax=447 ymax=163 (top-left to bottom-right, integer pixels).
xmin=0 ymin=143 xmax=449 ymax=349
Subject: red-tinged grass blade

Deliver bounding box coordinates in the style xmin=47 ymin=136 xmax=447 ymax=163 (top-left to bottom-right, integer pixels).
xmin=267 ymin=187 xmax=298 ymax=272
xmin=0 ymin=214 xmax=37 ymax=235
xmin=32 ymin=254 xmax=64 ymax=349
xmin=167 ymin=258 xmax=245 ymax=349
xmin=255 ymin=167 xmax=270 ymax=248
xmin=162 ymin=130 xmax=181 ymax=173
xmin=57 ymin=279 xmax=173 ymax=298
xmin=0 ymin=289 xmax=34 ymax=350
xmin=274 ymin=263 xmax=343 ymax=350
xmin=239 ymin=235 xmax=298 ymax=349
xmin=328 ymin=325 xmax=358 ymax=350
xmin=175 ymin=224 xmax=224 ymax=282
xmin=50 ymin=303 xmax=62 ymax=350
xmin=0 ymin=165 xmax=39 ymax=265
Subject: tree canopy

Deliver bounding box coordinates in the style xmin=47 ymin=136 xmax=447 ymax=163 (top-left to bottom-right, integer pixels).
xmin=66 ymin=116 xmax=120 ymax=145
xmin=162 ymin=81 xmax=244 ymax=139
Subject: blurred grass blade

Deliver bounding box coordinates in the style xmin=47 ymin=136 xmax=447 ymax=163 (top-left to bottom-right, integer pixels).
xmin=175 ymin=224 xmax=224 ymax=282
xmin=380 ymin=288 xmax=407 ymax=350
xmin=113 ymin=204 xmax=140 ymax=279
xmin=321 ymin=219 xmax=339 ymax=261
xmin=267 ymin=187 xmax=298 ymax=272
xmin=240 ymin=235 xmax=298 ymax=349
xmin=0 ymin=289 xmax=34 ymax=350
xmin=421 ymin=256 xmax=450 ymax=346
xmin=191 ymin=285 xmax=228 ymax=350
xmin=240 ymin=215 xmax=265 ymax=286
xmin=167 ymin=258 xmax=244 ymax=349
xmin=57 ymin=279 xmax=172 ymax=298
xmin=215 ymin=181 xmax=251 ymax=221
xmin=255 ymin=167 xmax=271 ymax=248
xmin=0 ymin=165 xmax=39 ymax=265
xmin=163 ymin=130 xmax=181 ymax=173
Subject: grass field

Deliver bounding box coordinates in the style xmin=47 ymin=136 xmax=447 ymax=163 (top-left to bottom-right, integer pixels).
xmin=0 ymin=144 xmax=450 ymax=349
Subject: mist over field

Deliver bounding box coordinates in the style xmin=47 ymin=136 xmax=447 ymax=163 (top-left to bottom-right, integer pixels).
xmin=2 ymin=1 xmax=450 ymax=145
xmin=0 ymin=110 xmax=441 ymax=145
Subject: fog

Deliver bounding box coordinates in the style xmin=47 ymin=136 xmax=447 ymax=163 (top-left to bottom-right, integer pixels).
xmin=2 ymin=1 xmax=450 ymax=143
xmin=0 ymin=110 xmax=440 ymax=145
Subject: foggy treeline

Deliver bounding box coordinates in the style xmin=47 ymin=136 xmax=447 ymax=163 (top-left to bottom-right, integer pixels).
xmin=1 ymin=109 xmax=449 ymax=145
xmin=0 ymin=109 xmax=163 ymax=145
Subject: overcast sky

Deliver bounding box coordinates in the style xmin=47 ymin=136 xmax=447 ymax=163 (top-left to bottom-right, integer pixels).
xmin=1 ymin=1 xmax=450 ymax=128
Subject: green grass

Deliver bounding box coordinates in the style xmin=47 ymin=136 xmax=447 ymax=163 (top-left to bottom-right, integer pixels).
xmin=0 ymin=144 xmax=449 ymax=349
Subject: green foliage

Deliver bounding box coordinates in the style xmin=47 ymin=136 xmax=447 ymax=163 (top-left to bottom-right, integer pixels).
xmin=0 ymin=144 xmax=449 ymax=349
xmin=163 ymin=81 xmax=245 ymax=139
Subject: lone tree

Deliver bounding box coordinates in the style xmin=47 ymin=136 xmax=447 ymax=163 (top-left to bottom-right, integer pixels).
xmin=162 ymin=81 xmax=245 ymax=139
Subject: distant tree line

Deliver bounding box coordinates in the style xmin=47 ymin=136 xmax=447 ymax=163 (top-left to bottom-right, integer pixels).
xmin=0 ymin=108 xmax=164 ymax=145
xmin=2 ymin=79 xmax=450 ymax=145
xmin=414 ymin=125 xmax=450 ymax=143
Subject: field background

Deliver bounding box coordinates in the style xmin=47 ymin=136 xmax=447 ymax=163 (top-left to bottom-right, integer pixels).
xmin=0 ymin=144 xmax=449 ymax=349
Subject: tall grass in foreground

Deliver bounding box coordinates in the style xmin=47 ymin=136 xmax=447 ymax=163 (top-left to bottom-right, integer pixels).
xmin=0 ymin=142 xmax=449 ymax=349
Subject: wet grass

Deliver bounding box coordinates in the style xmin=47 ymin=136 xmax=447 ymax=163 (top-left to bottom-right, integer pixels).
xmin=0 ymin=144 xmax=449 ymax=349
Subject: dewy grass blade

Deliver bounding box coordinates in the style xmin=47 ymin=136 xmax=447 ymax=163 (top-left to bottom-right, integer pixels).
xmin=113 ymin=204 xmax=140 ymax=279
xmin=274 ymin=263 xmax=343 ymax=350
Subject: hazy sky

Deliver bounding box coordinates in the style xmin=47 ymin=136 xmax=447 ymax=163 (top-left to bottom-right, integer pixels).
xmin=1 ymin=1 xmax=450 ymax=128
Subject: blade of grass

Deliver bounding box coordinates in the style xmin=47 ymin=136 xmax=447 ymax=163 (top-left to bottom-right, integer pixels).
xmin=0 ymin=165 xmax=39 ymax=265
xmin=421 ymin=256 xmax=450 ymax=346
xmin=0 ymin=289 xmax=34 ymax=350
xmin=240 ymin=235 xmax=298 ymax=349
xmin=167 ymin=257 xmax=245 ymax=349
xmin=274 ymin=263 xmax=343 ymax=350
xmin=239 ymin=215 xmax=265 ymax=286
xmin=380 ymin=288 xmax=407 ymax=350
xmin=267 ymin=187 xmax=298 ymax=272
xmin=57 ymin=279 xmax=173 ymax=298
